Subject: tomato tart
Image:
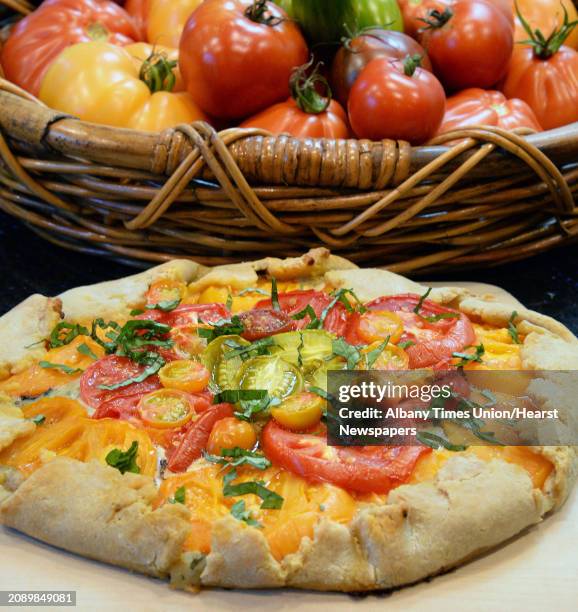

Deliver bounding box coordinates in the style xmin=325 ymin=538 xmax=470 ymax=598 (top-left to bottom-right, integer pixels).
xmin=0 ymin=248 xmax=576 ymax=592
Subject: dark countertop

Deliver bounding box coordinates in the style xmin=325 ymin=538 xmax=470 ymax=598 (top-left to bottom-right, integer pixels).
xmin=1 ymin=210 xmax=576 ymax=334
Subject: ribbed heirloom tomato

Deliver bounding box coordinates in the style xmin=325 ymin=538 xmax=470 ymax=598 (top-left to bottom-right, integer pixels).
xmin=330 ymin=28 xmax=432 ymax=107
xmin=0 ymin=0 xmax=138 ymax=96
xmin=502 ymin=10 xmax=578 ymax=130
xmin=438 ymin=89 xmax=542 ymax=134
xmin=348 ymin=55 xmax=446 ymax=145
xmin=419 ymin=0 xmax=514 ymax=90
xmin=39 ymin=42 xmax=208 ymax=131
xmin=241 ymin=62 xmax=350 ymax=138
xmin=179 ymin=0 xmax=308 ymax=119
xmin=126 ymin=0 xmax=204 ymax=47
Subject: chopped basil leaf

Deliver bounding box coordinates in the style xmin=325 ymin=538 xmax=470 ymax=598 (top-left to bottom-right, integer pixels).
xmin=226 ymin=292 xmax=233 ymax=311
xmin=416 ymin=431 xmax=467 ymax=452
xmin=230 ymin=499 xmax=261 ymax=527
xmin=31 ymin=414 xmax=46 ymax=425
xmin=453 ymin=344 xmax=485 ymax=368
xmin=291 ymin=305 xmax=320 ymax=329
xmin=105 ymin=441 xmax=140 ymax=474
xmin=297 ymin=331 xmax=304 ymax=368
xmin=214 ymin=389 xmax=268 ymax=404
xmin=413 ymin=288 xmax=432 ymax=316
xmin=309 ymin=386 xmax=330 ymax=401
xmin=131 ymin=299 xmax=181 ymax=316
xmin=328 ymin=288 xmax=367 ymax=316
xmin=198 ymin=316 xmax=244 ymax=343
xmin=481 ymin=389 xmax=497 ymax=407
xmin=205 ymin=447 xmax=271 ymax=471
xmin=413 ymin=288 xmax=459 ymax=323
xmin=423 ymin=312 xmax=461 ymax=323
xmin=331 ymin=337 xmax=361 ymax=370
xmin=270 ymin=277 xmax=280 ymax=311
xmin=98 ymin=352 xmax=165 ymax=390
xmin=238 ymin=287 xmax=269 ymax=297
xmin=236 ymin=395 xmax=280 ymax=421
xmin=48 ymin=322 xmax=90 ymax=349
xmin=223 ymin=468 xmax=283 ymax=509
xmin=77 ymin=342 xmax=98 ymax=360
xmin=365 ymin=336 xmax=390 ymax=369
xmin=169 ymin=485 xmax=186 ymax=504
xmin=508 ymin=311 xmax=521 ymax=344
xmin=38 ymin=361 xmax=83 ymax=375
xmin=398 ymin=341 xmax=415 ymax=350
xmin=223 ymin=337 xmax=274 ymax=361
xmin=451 ymin=393 xmax=505 ymax=446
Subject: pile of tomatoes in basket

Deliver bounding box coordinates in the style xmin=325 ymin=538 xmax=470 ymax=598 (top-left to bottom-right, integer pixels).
xmin=3 ymin=0 xmax=578 ymax=144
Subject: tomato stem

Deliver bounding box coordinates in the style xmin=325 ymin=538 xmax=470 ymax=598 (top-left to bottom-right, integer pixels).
xmin=418 ymin=7 xmax=453 ymax=30
xmin=86 ymin=22 xmax=110 ymax=41
xmin=515 ymin=1 xmax=578 ymax=59
xmin=290 ymin=58 xmax=332 ymax=115
xmin=245 ymin=0 xmax=283 ymax=26
xmin=403 ymin=54 xmax=423 ymax=77
xmin=139 ymin=51 xmax=177 ymax=93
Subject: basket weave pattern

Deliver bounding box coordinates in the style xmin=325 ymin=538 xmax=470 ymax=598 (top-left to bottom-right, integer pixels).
xmin=0 ymin=0 xmax=577 ymax=272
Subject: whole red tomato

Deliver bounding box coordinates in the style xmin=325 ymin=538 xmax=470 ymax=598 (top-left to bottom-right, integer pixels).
xmin=241 ymin=62 xmax=350 ymax=138
xmin=348 ymin=55 xmax=446 ymax=145
xmin=437 ymin=88 xmax=542 ymax=134
xmin=419 ymin=0 xmax=513 ymax=91
xmin=398 ymin=0 xmax=452 ymax=39
xmin=179 ymin=0 xmax=308 ymax=120
xmin=330 ymin=29 xmax=432 ymax=107
xmin=0 ymin=0 xmax=138 ymax=96
xmin=502 ymin=18 xmax=578 ymax=130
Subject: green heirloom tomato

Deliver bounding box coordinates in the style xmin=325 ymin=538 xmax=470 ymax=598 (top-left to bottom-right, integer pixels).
xmin=288 ymin=0 xmax=403 ymax=45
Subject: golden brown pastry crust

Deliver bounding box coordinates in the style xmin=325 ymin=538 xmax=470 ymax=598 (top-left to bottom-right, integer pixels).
xmin=0 ymin=249 xmax=576 ymax=592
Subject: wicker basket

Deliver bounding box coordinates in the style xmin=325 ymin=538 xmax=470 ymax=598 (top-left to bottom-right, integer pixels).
xmin=1 ymin=0 xmax=577 ymax=273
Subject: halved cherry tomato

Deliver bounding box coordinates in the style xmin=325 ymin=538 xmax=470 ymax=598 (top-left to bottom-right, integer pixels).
xmin=360 ymin=342 xmax=410 ymax=370
xmin=146 ymin=278 xmax=187 ymax=305
xmin=167 ymin=402 xmax=234 ymax=472
xmin=255 ymin=290 xmax=349 ymax=336
xmin=262 ymin=421 xmax=431 ymax=494
xmin=206 ymin=417 xmax=257 ymax=455
xmin=80 ymin=355 xmax=161 ymax=409
xmin=364 ymin=294 xmax=475 ymax=369
xmin=158 ymin=359 xmax=210 ymax=393
xmin=270 ymin=392 xmax=325 ymax=431
xmin=238 ymin=308 xmax=294 ymax=341
xmin=352 ymin=310 xmax=404 ymax=345
xmin=138 ymin=388 xmax=196 ymax=428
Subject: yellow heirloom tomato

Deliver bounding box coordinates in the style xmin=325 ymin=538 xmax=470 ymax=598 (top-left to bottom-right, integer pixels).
xmin=147 ymin=0 xmax=204 ymax=48
xmin=39 ymin=41 xmax=207 ymax=131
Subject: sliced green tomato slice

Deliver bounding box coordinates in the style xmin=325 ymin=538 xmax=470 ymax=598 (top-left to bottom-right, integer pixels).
xmin=307 ymin=356 xmax=347 ymax=392
xmin=271 ymin=330 xmax=334 ymax=367
xmin=234 ymin=355 xmax=303 ymax=400
xmin=201 ymin=335 xmax=249 ymax=392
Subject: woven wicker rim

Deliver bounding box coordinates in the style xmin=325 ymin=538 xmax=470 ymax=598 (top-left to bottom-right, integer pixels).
xmin=1 ymin=0 xmax=578 ymax=271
